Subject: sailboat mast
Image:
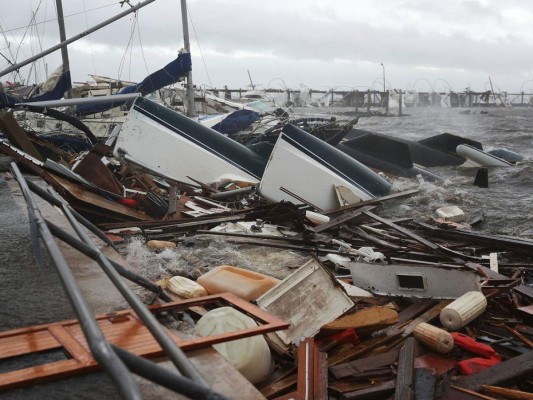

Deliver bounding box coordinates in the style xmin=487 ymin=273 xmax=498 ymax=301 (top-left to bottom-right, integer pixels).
xmin=55 ymin=0 xmax=73 ymax=98
xmin=180 ymin=0 xmax=196 ymax=117
xmin=0 ymin=0 xmax=156 ymax=78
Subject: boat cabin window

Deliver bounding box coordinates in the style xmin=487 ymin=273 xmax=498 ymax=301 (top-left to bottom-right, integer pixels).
xmin=396 ymin=274 xmax=426 ymax=290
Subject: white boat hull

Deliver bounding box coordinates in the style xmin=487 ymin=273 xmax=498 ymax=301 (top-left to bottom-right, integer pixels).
xmin=259 ymin=125 xmax=391 ymax=210
xmin=113 ymin=98 xmax=265 ymax=184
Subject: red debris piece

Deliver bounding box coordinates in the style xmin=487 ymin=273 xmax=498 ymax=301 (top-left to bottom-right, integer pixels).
xmin=451 ymin=332 xmax=501 ymax=375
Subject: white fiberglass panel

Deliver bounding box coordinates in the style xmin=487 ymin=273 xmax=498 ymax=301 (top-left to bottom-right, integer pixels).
xmin=259 ymin=135 xmax=373 ymax=210
xmin=114 ymin=108 xmax=258 ymax=184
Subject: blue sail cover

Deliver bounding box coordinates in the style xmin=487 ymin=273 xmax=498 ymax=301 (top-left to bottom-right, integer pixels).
xmin=212 ymin=109 xmax=260 ymax=135
xmin=0 ymin=71 xmax=71 ymax=105
xmin=76 ymin=52 xmax=192 ymax=115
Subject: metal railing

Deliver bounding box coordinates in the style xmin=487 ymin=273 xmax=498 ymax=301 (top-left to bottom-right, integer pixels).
xmin=10 ymin=162 xmax=228 ymax=400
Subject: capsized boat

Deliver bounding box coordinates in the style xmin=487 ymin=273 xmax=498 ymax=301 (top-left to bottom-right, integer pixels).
xmin=345 ymin=129 xmax=483 ymax=167
xmin=335 ymin=132 xmax=443 ymax=181
xmin=456 ymin=144 xmax=512 ymax=167
xmin=112 ymin=97 xmax=267 ymax=185
xmin=259 ymin=124 xmax=392 ymax=210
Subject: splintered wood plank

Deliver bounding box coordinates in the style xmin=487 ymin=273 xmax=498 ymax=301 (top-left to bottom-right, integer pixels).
xmin=0 ymin=359 xmax=92 ymax=390
xmin=186 ymin=348 xmax=265 ymax=400
xmin=322 ymin=306 xmax=399 ymax=333
xmin=48 ymin=325 xmax=92 ymax=364
xmin=343 ymin=379 xmax=397 ymax=399
xmin=0 ymin=329 xmax=61 ymax=359
xmin=311 ymin=205 xmax=375 ymax=233
xmin=50 ymin=173 xmax=151 ymax=221
xmin=482 ymin=385 xmax=533 ymax=400
xmin=64 ymin=314 xmax=166 ymax=358
xmin=260 ymin=374 xmax=297 ymax=399
xmin=329 ymin=349 xmax=399 ymax=379
xmin=455 ymin=350 xmax=533 ymax=392
xmin=0 ymin=111 xmax=44 ymax=161
xmin=328 ymin=331 xmax=403 ymax=366
xmin=395 ymin=337 xmax=416 ymax=400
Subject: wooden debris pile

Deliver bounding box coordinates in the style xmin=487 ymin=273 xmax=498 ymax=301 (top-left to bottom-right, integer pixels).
xmin=98 ymin=186 xmax=532 ymax=399
xmin=1 ymin=110 xmax=532 ymax=398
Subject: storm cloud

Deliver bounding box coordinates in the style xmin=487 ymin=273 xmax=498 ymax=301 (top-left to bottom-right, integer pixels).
xmin=1 ymin=0 xmax=532 ymax=92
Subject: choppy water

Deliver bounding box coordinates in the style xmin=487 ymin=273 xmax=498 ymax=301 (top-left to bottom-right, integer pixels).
xmin=296 ymin=106 xmax=533 ymax=236
xmin=357 ymin=107 xmax=533 ymax=236
xmin=0 ymin=105 xmax=532 ymax=398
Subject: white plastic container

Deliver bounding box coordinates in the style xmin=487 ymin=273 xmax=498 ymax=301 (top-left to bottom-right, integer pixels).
xmin=197 ymin=265 xmax=279 ymax=301
xmin=439 ymin=291 xmax=487 ymax=331
xmin=435 ymin=206 xmax=465 ymax=222
xmin=195 ymin=307 xmax=272 ymax=383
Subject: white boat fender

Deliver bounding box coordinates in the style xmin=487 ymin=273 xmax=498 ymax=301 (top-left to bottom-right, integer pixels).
xmin=439 ymin=291 xmax=487 ymax=331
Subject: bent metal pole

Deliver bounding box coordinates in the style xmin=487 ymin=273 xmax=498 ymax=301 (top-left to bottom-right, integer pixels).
xmin=0 ymin=0 xmax=157 ymax=77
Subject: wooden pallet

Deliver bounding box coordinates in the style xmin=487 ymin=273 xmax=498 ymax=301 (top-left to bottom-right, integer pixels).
xmin=0 ymin=293 xmax=288 ymax=391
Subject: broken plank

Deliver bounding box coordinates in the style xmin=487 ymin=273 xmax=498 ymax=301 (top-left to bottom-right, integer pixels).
xmin=343 ymin=225 xmax=403 ymax=249
xmin=0 ymin=111 xmax=44 ymax=161
xmin=342 ymin=379 xmax=396 ymax=399
xmin=165 ymin=185 xmax=177 ymax=219
xmin=311 ymin=205 xmax=375 ymax=234
xmin=261 ymin=374 xmax=297 ymax=399
xmin=400 ymin=300 xmax=452 ymax=337
xmin=328 ymin=330 xmax=403 ymax=366
xmin=329 ymin=349 xmax=399 ymax=379
xmin=450 ymin=385 xmax=498 ymax=400
xmin=395 ymin=337 xmax=416 ymax=400
xmin=455 ymin=350 xmax=533 ymax=392
xmin=328 ymin=380 xmax=373 ymax=396
xmin=482 ymin=385 xmax=533 ymax=400
xmin=324 ymin=188 xmax=420 ymax=215
xmin=414 ymin=368 xmax=437 ymax=400
xmin=388 ymin=299 xmax=439 ymax=331
xmin=363 ymin=211 xmax=466 ymax=263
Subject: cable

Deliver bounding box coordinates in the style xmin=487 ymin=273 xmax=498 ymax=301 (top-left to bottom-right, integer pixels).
xmin=1 ymin=3 xmax=117 ymax=34
xmin=187 ymin=4 xmax=212 ymax=87
xmin=82 ymin=0 xmax=98 ymax=77
xmin=117 ymin=12 xmax=138 ymax=80
xmin=136 ymin=13 xmax=150 ymax=77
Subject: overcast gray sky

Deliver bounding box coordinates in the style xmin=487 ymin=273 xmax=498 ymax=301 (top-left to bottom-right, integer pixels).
xmin=2 ymin=0 xmax=533 ymax=93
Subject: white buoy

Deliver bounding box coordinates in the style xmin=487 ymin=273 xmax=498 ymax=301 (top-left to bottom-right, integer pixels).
xmin=166 ymin=276 xmax=207 ymax=298
xmin=413 ymin=322 xmax=454 ymax=353
xmin=439 ymin=291 xmax=487 ymax=331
